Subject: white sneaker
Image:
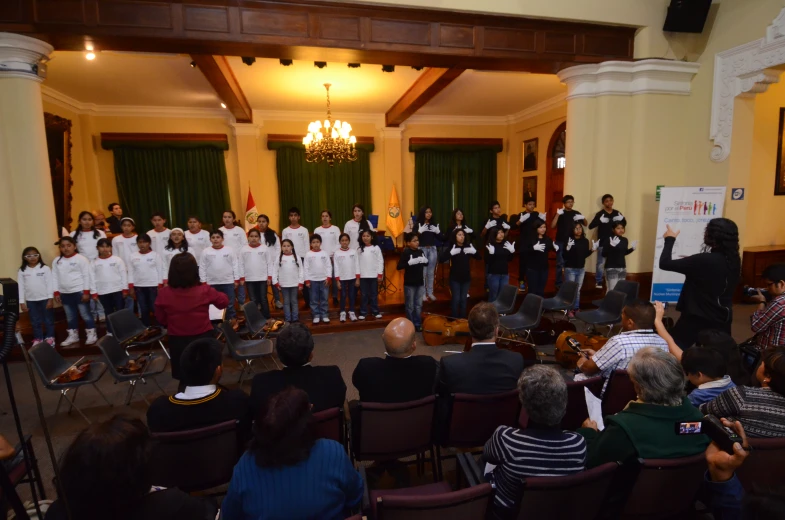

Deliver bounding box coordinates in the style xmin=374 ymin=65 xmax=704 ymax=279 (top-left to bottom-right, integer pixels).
xmin=349 ymin=312 xmax=357 ymax=322
xmin=275 ymin=301 xmax=283 ymax=309
xmin=85 ymin=328 xmax=98 ymax=345
xmin=359 ymin=315 xmax=366 ymax=320
xmin=323 ymin=316 xmax=330 ymax=323
xmin=428 ymin=294 xmax=437 ymax=302
xmin=374 ymin=313 xmax=383 ymax=319
xmin=105 ymin=332 xmax=113 ymax=337
xmin=313 ymin=317 xmax=321 ymax=324
xmin=61 ymin=329 xmax=79 ymax=347
xmin=422 ymin=294 xmax=428 ymax=302
xmin=340 ymin=312 xmax=346 ymax=322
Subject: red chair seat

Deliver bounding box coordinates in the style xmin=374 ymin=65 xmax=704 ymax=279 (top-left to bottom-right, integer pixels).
xmin=371 ymin=481 xmax=452 ymax=517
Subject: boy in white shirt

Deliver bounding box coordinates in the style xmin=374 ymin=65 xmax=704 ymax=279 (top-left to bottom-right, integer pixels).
xmin=239 ymin=228 xmax=275 ymax=319
xmin=317 ymin=210 xmax=341 ymax=305
xmin=305 ymin=234 xmax=332 ymax=324
xmin=112 ymin=217 xmax=138 ymax=311
xmin=199 ymin=229 xmax=240 ymax=320
xmin=147 ymin=212 xmax=172 ymax=253
xmin=128 ymin=234 xmax=163 ymax=326
xmin=220 ymin=209 xmax=249 ymax=307
xmin=184 ymin=215 xmax=211 ymax=262
xmin=282 ymin=207 xmax=311 ymax=307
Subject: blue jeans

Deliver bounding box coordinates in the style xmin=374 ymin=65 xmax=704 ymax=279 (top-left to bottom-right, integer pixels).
xmin=272 ymin=284 xmax=281 ymax=305
xmin=211 ymin=283 xmax=235 ymax=319
xmin=246 ymin=281 xmax=271 ymax=319
xmin=331 ymin=259 xmax=339 ymax=300
xmin=300 ymin=257 xmax=310 ymax=306
xmin=236 ymin=284 xmax=246 ymax=306
xmin=98 ymin=291 xmax=124 ymax=334
xmin=27 ymin=300 xmax=54 ymax=340
xmin=564 ymin=268 xmax=585 ymax=310
xmin=605 ymin=268 xmax=627 ymax=293
xmin=595 ymin=246 xmax=605 ymax=285
xmin=526 ymin=268 xmax=548 ymax=297
xmin=282 ymin=286 xmax=299 ymax=322
xmin=124 ymin=295 xmax=135 ymax=311
xmin=554 ymin=241 xmax=565 ymax=287
xmin=450 ymin=280 xmax=470 ymax=318
xmin=360 ymin=278 xmax=379 ymax=316
xmin=340 ymin=280 xmax=357 ymax=313
xmin=405 ymin=285 xmax=425 ymax=327
xmin=135 ymin=286 xmax=159 ymax=326
xmin=487 ymin=274 xmax=509 ymax=303
xmin=309 ymin=280 xmax=329 ymax=318
xmin=61 ymin=292 xmax=95 ymax=330
xmin=423 ymin=246 xmax=437 ymax=297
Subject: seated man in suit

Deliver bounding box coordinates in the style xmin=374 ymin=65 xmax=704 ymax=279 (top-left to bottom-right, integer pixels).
xmin=437 ymin=302 xmax=524 ymax=396
xmin=352 ymin=317 xmax=438 ymax=403
xmin=250 ymin=322 xmax=346 ymax=414
xmin=147 ymin=338 xmax=249 ymax=433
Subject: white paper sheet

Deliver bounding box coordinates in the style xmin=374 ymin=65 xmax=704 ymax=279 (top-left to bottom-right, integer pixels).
xmin=585 ymin=387 xmax=605 ymax=431
xmin=208 ymin=305 xmax=225 ymax=321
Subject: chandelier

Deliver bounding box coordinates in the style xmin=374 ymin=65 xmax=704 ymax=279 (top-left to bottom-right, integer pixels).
xmin=303 ymin=83 xmax=357 ymax=166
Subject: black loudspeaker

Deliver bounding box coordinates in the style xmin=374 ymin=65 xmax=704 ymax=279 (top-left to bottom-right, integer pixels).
xmin=0 ymin=278 xmax=19 ymax=317
xmin=663 ymin=0 xmax=712 ymax=33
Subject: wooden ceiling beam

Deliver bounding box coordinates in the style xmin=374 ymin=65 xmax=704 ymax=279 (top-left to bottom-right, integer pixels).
xmin=386 ymin=68 xmax=465 ymax=127
xmin=190 ymin=54 xmax=253 ymax=123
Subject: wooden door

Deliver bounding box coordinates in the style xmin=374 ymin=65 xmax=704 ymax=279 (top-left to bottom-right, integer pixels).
xmin=545 ymin=122 xmax=566 ymax=241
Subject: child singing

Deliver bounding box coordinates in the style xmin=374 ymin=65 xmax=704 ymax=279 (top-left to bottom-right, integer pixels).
xmin=90 ymin=238 xmax=129 ymax=336
xmin=128 ymin=234 xmax=164 ymax=326
xmin=274 ymin=239 xmax=304 ymax=323
xmin=334 ymin=233 xmax=360 ymax=322
xmin=18 ymin=246 xmax=55 ymax=346
xmin=439 ymin=229 xmax=481 ymax=318
xmin=239 ymin=228 xmax=275 ymax=320
xmin=199 ymin=229 xmax=240 ymax=321
xmin=397 ymin=232 xmax=428 ymax=331
xmin=305 ymin=234 xmax=332 ymax=324
xmin=53 ymin=237 xmax=96 ymax=346
xmin=601 ymin=222 xmax=637 ymax=292
xmin=357 ymin=229 xmax=384 ymax=320
xmin=485 ymin=227 xmax=515 ymax=303
xmin=563 ymin=223 xmax=598 ymax=317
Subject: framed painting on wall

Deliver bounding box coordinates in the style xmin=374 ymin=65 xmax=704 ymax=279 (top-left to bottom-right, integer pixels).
xmin=523 ymin=138 xmax=538 ymax=172
xmin=776 ymin=108 xmax=785 ymax=195
xmin=522 ymin=175 xmax=538 ymax=205
xmin=44 ymin=113 xmax=74 ymax=233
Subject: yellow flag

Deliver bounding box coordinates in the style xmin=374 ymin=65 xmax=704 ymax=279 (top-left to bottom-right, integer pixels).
xmin=386 ymin=185 xmax=404 ymax=238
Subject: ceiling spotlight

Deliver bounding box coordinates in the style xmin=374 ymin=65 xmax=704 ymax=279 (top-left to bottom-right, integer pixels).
xmin=381 ymin=64 xmax=395 ymax=73
xmin=241 ymin=56 xmax=256 ymax=66
xmin=220 ymin=102 xmax=227 ymax=109
xmin=314 ymin=61 xmax=327 ymax=69
xmin=279 ymin=59 xmax=293 ymax=66
xmin=85 ymin=52 xmax=96 ymax=61
xmin=411 ymin=66 xmax=423 ymax=71
xmin=189 ymin=60 xmax=197 ymax=68
xmin=348 ymin=63 xmax=361 ymax=68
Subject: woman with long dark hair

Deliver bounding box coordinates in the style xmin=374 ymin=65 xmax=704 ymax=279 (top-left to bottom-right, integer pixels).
xmin=659 ymin=218 xmax=741 ymax=349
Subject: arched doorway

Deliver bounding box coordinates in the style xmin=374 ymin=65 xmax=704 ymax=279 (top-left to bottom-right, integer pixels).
xmin=545 ymin=121 xmax=566 ymax=240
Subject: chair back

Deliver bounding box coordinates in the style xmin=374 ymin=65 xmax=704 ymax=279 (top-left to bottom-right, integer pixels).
xmin=494 ymin=284 xmax=519 ymax=314
xmin=562 ymin=376 xmax=604 ymax=431
xmin=107 ymin=309 xmax=146 ymax=344
xmin=242 ymin=301 xmax=266 ymax=334
xmin=620 ymin=453 xmax=706 ymax=518
xmin=149 ymin=420 xmax=242 ymax=492
xmin=377 ymin=482 xmax=493 ymax=520
xmin=598 ymin=290 xmax=626 ymax=319
xmin=614 ymin=280 xmax=640 ymax=304
xmin=312 ymin=407 xmax=345 ymax=447
xmin=97 ymin=334 xmax=130 ymax=374
xmin=518 ymin=294 xmax=544 ymax=328
xmin=601 ymin=369 xmax=636 ymax=417
xmin=29 ymin=342 xmax=71 ymax=385
xmin=352 ymin=395 xmax=436 ymax=461
xmin=517 ymin=462 xmax=618 ymax=519
xmin=736 ymin=437 xmax=785 ymax=491
xmin=222 ymin=319 xmax=247 ymax=355
xmin=445 ymin=390 xmax=521 ymax=448
xmin=555 ymin=281 xmax=579 ymax=307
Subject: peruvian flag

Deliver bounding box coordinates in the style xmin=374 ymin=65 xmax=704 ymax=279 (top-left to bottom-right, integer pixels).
xmin=245 ymin=187 xmax=259 ymax=231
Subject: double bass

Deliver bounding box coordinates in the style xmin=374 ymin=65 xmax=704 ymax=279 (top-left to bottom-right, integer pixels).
xmin=422 ymin=314 xmax=472 ymax=348
xmin=554 ymin=331 xmax=609 ymax=369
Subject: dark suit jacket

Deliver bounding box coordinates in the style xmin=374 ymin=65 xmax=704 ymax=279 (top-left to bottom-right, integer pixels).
xmin=352 ymin=355 xmax=438 ymax=403
xmin=249 ymin=365 xmax=347 ymax=414
xmin=146 ymin=386 xmax=250 ymax=434
xmin=437 ymin=343 xmax=524 ymax=396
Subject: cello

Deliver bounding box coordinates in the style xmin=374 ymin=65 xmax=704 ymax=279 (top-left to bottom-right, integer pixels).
xmin=422 ymin=314 xmax=472 ymax=349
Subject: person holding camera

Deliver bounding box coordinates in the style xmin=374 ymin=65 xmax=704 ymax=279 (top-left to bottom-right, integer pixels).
xmin=750 ymin=264 xmax=785 ymax=349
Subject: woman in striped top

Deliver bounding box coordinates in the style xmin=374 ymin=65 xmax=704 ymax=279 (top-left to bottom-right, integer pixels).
xmin=484 ymin=366 xmax=586 ymax=519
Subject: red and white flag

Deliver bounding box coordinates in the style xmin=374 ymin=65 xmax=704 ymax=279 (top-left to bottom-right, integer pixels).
xmin=245 ymin=187 xmax=259 ymax=231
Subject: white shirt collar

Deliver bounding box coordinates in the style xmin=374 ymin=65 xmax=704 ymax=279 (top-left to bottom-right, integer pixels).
xmin=385 ymin=352 xmax=413 ymax=359
xmin=174 ymin=384 xmax=217 ymax=400
xmin=698 ymin=375 xmax=734 ymax=390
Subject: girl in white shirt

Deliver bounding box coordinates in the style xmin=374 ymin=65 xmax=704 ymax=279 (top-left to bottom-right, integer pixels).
xmin=257 ymin=214 xmax=283 ymax=310
xmin=128 ymin=234 xmax=163 ymax=327
xmin=112 ymin=217 xmax=139 ymax=267
xmin=357 ymin=229 xmax=384 ymax=320
xmin=318 ymin=210 xmax=341 ymax=305
xmin=239 ymin=228 xmax=274 ymax=319
xmin=18 ymin=246 xmax=55 ymax=346
xmin=199 ymin=229 xmax=240 ymax=320
xmin=53 ymin=236 xmax=96 ymax=347
xmin=90 ymin=238 xmax=128 ymax=336
xmin=162 ymin=228 xmax=193 ymax=284
xmin=70 ymin=210 xmax=107 ymax=262
xmin=334 ymin=233 xmax=360 ymax=322
xmin=305 ymin=234 xmax=332 ymax=324
xmin=147 ymin=212 xmax=171 ymax=253
xmin=274 ymin=239 xmax=303 ymax=323
xmin=220 ymin=210 xmax=249 ymax=308
xmin=343 ymin=203 xmax=375 ymax=248
xmin=185 ymin=215 xmax=211 ymax=262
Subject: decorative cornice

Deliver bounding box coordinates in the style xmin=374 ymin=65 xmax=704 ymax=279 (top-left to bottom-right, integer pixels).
xmin=407 ymin=113 xmax=509 ymax=126
xmin=381 ymin=126 xmax=406 ymax=139
xmin=0 ymin=33 xmax=52 ymax=82
xmin=507 ymin=92 xmax=567 ymax=125
xmin=253 ymin=109 xmax=385 ymax=128
xmin=709 ymin=7 xmax=785 ymax=162
xmin=231 ymin=122 xmax=262 ymax=138
xmin=557 ymin=59 xmax=700 ymax=100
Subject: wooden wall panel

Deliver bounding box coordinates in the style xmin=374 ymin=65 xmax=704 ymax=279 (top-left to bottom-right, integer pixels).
xmin=483 ymin=28 xmax=536 ymax=52
xmin=439 ymin=24 xmax=473 ymax=48
xmin=183 ymin=5 xmax=229 ymax=33
xmin=34 ymin=0 xmax=84 ymax=24
xmin=96 ymin=1 xmax=172 ymax=28
xmin=0 ymin=0 xmax=22 ymax=23
xmin=318 ymin=15 xmax=361 ymax=41
xmin=370 ymin=19 xmax=431 ymax=46
xmin=582 ymin=33 xmax=632 ymax=57
xmin=542 ymin=32 xmax=576 ymax=54
xmin=241 ymin=9 xmax=309 ymax=37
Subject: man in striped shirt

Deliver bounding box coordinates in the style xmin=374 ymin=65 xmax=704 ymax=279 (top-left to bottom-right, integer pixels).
xmin=484 ymin=366 xmax=586 ymax=519
xmin=750 ymin=264 xmax=785 ymax=349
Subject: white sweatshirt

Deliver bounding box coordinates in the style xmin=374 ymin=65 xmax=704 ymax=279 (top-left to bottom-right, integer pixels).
xmin=333 ymin=248 xmax=360 ymax=282
xmin=70 ymin=229 xmax=107 ymax=261
xmin=199 ymin=246 xmax=239 ymax=285
xmin=90 ymin=256 xmax=128 ymax=296
xmin=147 ymin=228 xmax=172 ymax=253
xmin=274 ymin=254 xmax=304 ymax=288
xmin=52 ymin=253 xmax=91 ymax=295
xmin=344 ymin=219 xmax=375 ymax=248
xmin=304 ymin=250 xmax=331 ymax=282
xmin=315 ymin=225 xmax=341 ymax=258
xmin=282 ymin=226 xmax=310 ymax=260
xmin=220 ymin=226 xmax=248 ymax=253
xmin=185 ymin=229 xmax=211 ymax=261
xmin=358 ymin=245 xmax=384 ymax=278
xmin=128 ymin=251 xmax=163 ymax=288
xmin=17 ymin=264 xmax=53 ymax=304
xmin=161 ymin=247 xmax=194 ymax=282
xmin=238 ymin=244 xmax=275 ymax=282
xmin=112 ymin=234 xmax=139 ymax=267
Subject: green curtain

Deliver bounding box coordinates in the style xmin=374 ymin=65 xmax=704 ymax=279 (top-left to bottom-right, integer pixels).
xmin=414 ymin=149 xmax=498 ymax=231
xmin=276 ymin=147 xmax=372 ymax=232
xmin=113 ymin=147 xmax=231 ymax=232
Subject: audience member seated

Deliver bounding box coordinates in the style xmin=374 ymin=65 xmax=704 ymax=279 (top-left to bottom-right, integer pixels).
xmin=249 ymin=323 xmax=346 ymax=414
xmin=437 ymin=302 xmax=523 ymax=396
xmin=750 ymin=263 xmax=785 ymax=350
xmin=352 ymin=317 xmax=438 ymax=403
xmin=484 ymin=366 xmax=587 ymax=520
xmin=682 ymin=345 xmax=736 ymax=407
xmin=578 ymin=347 xmax=709 ymax=468
xmin=575 ymin=299 xmax=669 ymax=395
xmin=147 ymin=338 xmax=249 ymax=433
xmin=701 ymin=347 xmax=785 ymax=438
xmin=221 ymin=388 xmax=363 ymax=520
xmin=45 ymin=416 xmax=217 ymax=520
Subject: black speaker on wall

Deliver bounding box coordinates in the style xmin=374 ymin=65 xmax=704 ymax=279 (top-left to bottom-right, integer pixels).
xmin=663 ymin=0 xmax=713 ymax=33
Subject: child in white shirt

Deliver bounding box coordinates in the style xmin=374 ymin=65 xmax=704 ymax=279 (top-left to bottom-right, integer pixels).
xmin=184 ymin=215 xmax=211 ymax=262
xmin=239 ymin=228 xmax=275 ymax=319
xmin=220 ymin=210 xmax=249 ymax=307
xmin=199 ymin=229 xmax=240 ymax=320
xmin=274 ymin=239 xmax=303 ymax=323
xmin=318 ymin=210 xmax=341 ymax=305
xmin=305 ymin=234 xmax=332 ymax=324
xmin=282 ymin=207 xmax=310 ymax=307
xmin=90 ymin=238 xmax=129 ymax=336
xmin=18 ymin=246 xmax=55 ymax=346
xmin=70 ymin=210 xmax=107 ymax=262
xmin=257 ymin=214 xmax=283 ymax=310
xmin=357 ymin=229 xmax=384 ymax=319
xmin=161 ymin=228 xmax=193 ymax=284
xmin=334 ymin=233 xmax=360 ymax=322
xmin=128 ymin=234 xmax=163 ymax=326
xmin=147 ymin=212 xmax=171 ymax=253
xmin=344 ymin=203 xmax=375 ymax=248
xmin=53 ymin=236 xmax=96 ymax=347
xmin=112 ymin=217 xmax=138 ymax=311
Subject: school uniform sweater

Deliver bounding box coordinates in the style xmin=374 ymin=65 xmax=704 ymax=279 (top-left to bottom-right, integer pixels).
xmin=146 ymin=385 xmax=250 ymax=434
xmin=304 ymin=249 xmax=332 ymax=282
xmin=90 ymin=256 xmax=128 ymax=295
xmin=161 ymin=247 xmax=193 ymax=283
xmin=333 ymin=248 xmax=360 ymax=281
xmin=274 ymin=254 xmax=304 ymax=288
xmin=397 ymin=248 xmax=427 ymax=286
xmin=112 ymin=234 xmax=139 ymax=266
xmin=128 ymin=251 xmax=164 ymax=288
xmin=184 ymin=229 xmax=211 ymax=261
xmin=219 ymin=226 xmax=248 ymax=253
xmin=357 ymin=245 xmax=384 ymax=278
xmin=344 ymin=219 xmax=375 ymax=248
xmin=316 ymin=225 xmax=341 ymax=258
xmin=282 ymin=225 xmax=310 ymax=260
xmin=555 ymin=210 xmax=586 ymax=243
xmin=147 ymin=228 xmax=172 ymax=253
xmin=70 ymin=229 xmax=106 ymax=262
xmin=199 ymin=246 xmax=239 ymax=286
xmin=17 ymin=265 xmax=53 ymax=304
xmin=438 ymin=244 xmax=481 ymax=283
xmin=527 ymin=236 xmax=555 ymax=270
xmin=238 ymin=244 xmax=274 ymax=282
xmin=52 ymin=253 xmax=91 ymax=296
xmin=563 ymin=237 xmax=594 ymax=269
xmin=601 ymin=236 xmax=634 ymax=268
xmin=416 ymin=222 xmax=443 ymax=247
xmin=485 ymin=242 xmax=514 ymax=275
xmin=589 ymin=209 xmax=627 ymax=241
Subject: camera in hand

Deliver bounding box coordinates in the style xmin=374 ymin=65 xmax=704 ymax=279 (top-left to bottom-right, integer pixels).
xmin=675 ymin=415 xmax=743 ymax=454
xmin=743 ymin=285 xmax=771 ymax=301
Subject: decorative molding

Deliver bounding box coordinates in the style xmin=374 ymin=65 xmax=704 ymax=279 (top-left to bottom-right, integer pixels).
xmin=266 ymin=133 xmax=375 ymax=145
xmin=253 ymin=109 xmax=385 ymax=128
xmin=557 ymin=59 xmax=700 ymax=100
xmin=0 ymin=33 xmax=52 ymax=82
xmin=709 ymin=7 xmax=785 ymax=162
xmin=507 ymin=92 xmax=568 ymax=126
xmin=409 ymin=137 xmax=504 ymax=146
xmin=407 ymin=113 xmax=509 ymax=126
xmin=231 ymin=123 xmax=262 ymax=138
xmin=100 ymin=132 xmax=228 ymax=143
xmin=381 ymin=126 xmax=406 ymax=139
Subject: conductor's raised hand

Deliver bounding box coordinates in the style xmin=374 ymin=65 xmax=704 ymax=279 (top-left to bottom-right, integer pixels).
xmin=663 ymin=225 xmax=680 ymax=240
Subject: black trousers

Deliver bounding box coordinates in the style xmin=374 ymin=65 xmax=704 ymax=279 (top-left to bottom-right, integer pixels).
xmin=670 ymin=312 xmax=732 ymax=350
